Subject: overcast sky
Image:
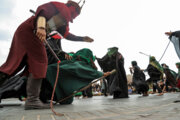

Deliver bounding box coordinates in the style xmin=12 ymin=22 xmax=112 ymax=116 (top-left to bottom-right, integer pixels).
xmin=0 ymin=0 xmax=180 ymax=75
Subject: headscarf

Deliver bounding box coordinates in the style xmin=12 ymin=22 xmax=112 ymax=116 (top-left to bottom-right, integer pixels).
xmin=149 ymin=56 xmax=163 ymax=74
xmin=51 ymin=2 xmax=72 ymax=23
xmin=176 ymin=62 xmax=180 ymax=77
xmin=69 ymin=48 xmax=96 ymax=69
xmin=107 ymin=47 xmax=118 ymax=57
xmin=51 ymin=1 xmax=81 ymax=23
xmin=131 ymin=61 xmax=137 ymax=67
xmin=66 ymin=1 xmax=81 ymax=22
xmin=176 ymin=62 xmax=180 ymax=68
xmin=161 ymin=63 xmax=169 ymax=69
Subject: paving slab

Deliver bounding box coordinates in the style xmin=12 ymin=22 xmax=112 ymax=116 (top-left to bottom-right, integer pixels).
xmin=0 ymin=93 xmax=180 ymax=120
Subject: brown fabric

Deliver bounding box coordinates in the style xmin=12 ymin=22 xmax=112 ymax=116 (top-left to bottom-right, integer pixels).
xmin=0 ymin=16 xmax=47 ymax=79
xmin=0 ymin=3 xmax=57 ymax=79
xmin=0 ymin=2 xmax=75 ymax=79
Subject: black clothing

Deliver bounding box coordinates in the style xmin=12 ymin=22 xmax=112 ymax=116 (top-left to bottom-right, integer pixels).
xmin=82 ymin=86 xmax=93 ymax=98
xmin=163 ymin=68 xmax=177 ymax=88
xmin=46 ymin=37 xmax=66 ymax=64
xmin=132 ymin=66 xmax=149 ymax=94
xmin=146 ymin=64 xmax=162 ymax=93
xmin=97 ymin=52 xmax=128 ymax=98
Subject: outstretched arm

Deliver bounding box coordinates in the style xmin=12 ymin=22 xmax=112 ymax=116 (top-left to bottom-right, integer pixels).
xmin=66 ymin=33 xmax=94 ymax=42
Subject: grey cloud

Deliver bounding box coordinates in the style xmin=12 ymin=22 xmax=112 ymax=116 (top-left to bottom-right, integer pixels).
xmin=0 ymin=29 xmax=11 ymax=41
xmin=0 ymin=0 xmax=16 ymax=17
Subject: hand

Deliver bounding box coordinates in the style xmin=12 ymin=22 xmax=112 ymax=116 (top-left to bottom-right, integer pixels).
xmin=165 ymin=32 xmax=172 ymax=36
xmin=36 ymin=28 xmax=46 ymax=42
xmin=83 ymin=36 xmax=94 ymax=42
xmin=129 ymin=67 xmax=133 ymax=70
xmin=65 ymin=54 xmax=72 ymax=60
xmin=103 ymin=72 xmax=111 ymax=77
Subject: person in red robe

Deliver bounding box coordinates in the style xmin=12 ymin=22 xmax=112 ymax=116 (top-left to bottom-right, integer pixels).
xmin=0 ymin=0 xmax=93 ymax=110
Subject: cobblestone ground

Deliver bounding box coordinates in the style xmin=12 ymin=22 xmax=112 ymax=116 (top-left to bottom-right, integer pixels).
xmin=1 ymin=93 xmax=180 ymax=120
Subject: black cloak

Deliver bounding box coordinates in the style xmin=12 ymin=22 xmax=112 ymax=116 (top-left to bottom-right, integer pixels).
xmin=131 ymin=65 xmax=149 ymax=94
xmin=96 ymin=50 xmax=128 ymax=99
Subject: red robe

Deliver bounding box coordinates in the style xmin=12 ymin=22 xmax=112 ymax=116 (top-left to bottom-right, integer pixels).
xmin=0 ymin=2 xmax=72 ymax=79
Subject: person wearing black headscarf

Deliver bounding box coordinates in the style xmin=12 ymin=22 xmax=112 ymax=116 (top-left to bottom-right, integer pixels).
xmin=161 ymin=63 xmax=177 ymax=92
xmin=130 ymin=61 xmax=149 ymax=96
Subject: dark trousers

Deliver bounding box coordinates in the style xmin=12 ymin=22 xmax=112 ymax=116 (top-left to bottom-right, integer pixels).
xmin=102 ymin=79 xmax=108 ymax=96
xmin=153 ymin=81 xmax=162 ymax=93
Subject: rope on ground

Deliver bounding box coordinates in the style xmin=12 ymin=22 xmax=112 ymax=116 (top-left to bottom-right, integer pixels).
xmin=50 ymin=61 xmax=63 ymax=116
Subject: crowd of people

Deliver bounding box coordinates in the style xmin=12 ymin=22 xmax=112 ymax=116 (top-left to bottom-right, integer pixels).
xmin=1 ymin=0 xmax=180 ymax=110
xmin=76 ymin=55 xmax=180 ymax=99
xmin=128 ymin=57 xmax=180 ymax=97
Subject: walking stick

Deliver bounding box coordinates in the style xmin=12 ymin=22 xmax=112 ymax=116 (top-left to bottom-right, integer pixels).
xmin=139 ymin=52 xmax=151 ymax=57
xmin=56 ymin=69 xmax=116 ymax=105
xmin=51 ymin=69 xmax=116 ymax=116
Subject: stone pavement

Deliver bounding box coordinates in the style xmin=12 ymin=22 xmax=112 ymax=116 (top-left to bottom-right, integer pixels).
xmin=1 ymin=93 xmax=180 ymax=120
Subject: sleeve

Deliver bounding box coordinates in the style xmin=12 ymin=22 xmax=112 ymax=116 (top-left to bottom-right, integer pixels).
xmin=169 ymin=31 xmax=180 ymax=40
xmin=63 ymin=26 xmax=84 ymax=41
xmin=147 ymin=65 xmax=154 ymax=76
xmin=66 ymin=33 xmax=84 ymax=41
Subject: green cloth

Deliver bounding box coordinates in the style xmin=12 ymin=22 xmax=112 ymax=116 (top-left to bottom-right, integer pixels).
xmin=107 ymin=47 xmax=118 ymax=57
xmin=176 ymin=62 xmax=180 ymax=66
xmin=149 ymin=56 xmax=163 ymax=74
xmin=46 ymin=48 xmax=103 ymax=104
xmin=170 ymin=69 xmax=177 ymax=79
xmin=70 ymin=48 xmax=96 ymax=63
xmin=75 ymin=92 xmax=82 ymax=96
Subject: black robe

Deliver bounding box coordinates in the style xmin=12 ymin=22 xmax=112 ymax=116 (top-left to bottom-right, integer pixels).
xmin=0 ymin=75 xmax=27 ymax=102
xmin=146 ymin=64 xmax=162 ymax=82
xmin=46 ymin=37 xmax=66 ymax=65
xmin=132 ymin=66 xmax=149 ymax=94
xmin=97 ymin=52 xmax=128 ymax=98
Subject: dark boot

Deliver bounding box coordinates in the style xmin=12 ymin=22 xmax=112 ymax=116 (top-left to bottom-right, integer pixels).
xmin=25 ymin=74 xmax=50 ymax=110
xmin=0 ymin=105 xmax=3 ymax=108
xmin=0 ymin=72 xmax=9 ymax=87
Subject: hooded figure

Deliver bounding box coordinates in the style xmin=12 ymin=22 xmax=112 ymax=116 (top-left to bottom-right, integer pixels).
xmin=96 ymin=47 xmax=128 ymax=99
xmin=130 ymin=61 xmax=149 ymax=96
xmin=42 ymin=48 xmax=106 ymax=104
xmin=146 ymin=56 xmax=164 ymax=96
xmin=0 ymin=0 xmax=93 ymax=110
xmin=161 ymin=63 xmax=177 ymax=92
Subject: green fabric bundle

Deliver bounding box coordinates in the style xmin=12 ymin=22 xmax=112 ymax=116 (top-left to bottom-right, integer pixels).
xmin=46 ymin=48 xmax=103 ymax=104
